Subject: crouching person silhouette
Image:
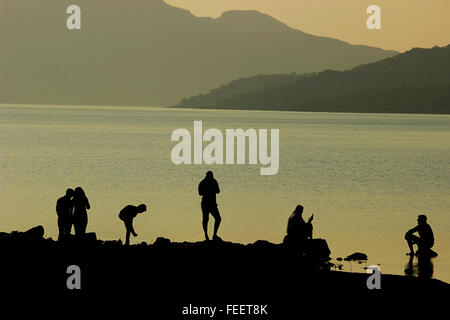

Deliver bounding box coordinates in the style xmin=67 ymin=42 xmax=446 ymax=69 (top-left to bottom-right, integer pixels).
xmin=119 ymin=204 xmax=147 ymax=245
xmin=198 ymin=171 xmax=221 ymax=241
xmin=405 ymin=214 xmax=435 ymax=257
xmin=284 ymin=204 xmax=313 ymax=246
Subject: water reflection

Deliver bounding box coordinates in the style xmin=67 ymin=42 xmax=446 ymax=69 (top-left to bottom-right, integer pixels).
xmin=404 ymin=255 xmax=434 ymax=278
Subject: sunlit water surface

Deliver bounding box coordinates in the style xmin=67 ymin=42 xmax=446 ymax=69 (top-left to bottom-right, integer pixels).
xmin=0 ymin=105 xmax=449 ymax=282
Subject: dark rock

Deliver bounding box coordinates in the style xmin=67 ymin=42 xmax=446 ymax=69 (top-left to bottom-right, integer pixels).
xmin=248 ymin=240 xmax=278 ymax=249
xmin=84 ymin=232 xmax=97 ymax=242
xmin=306 ymin=239 xmax=331 ymax=258
xmin=153 ymin=237 xmax=171 ymax=247
xmin=344 ymin=252 xmax=368 ymax=261
xmin=336 ymin=257 xmax=343 ymax=261
xmin=23 ymin=225 xmax=44 ymax=240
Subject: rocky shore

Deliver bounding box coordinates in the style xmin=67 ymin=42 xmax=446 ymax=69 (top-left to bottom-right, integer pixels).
xmin=1 ymin=226 xmax=448 ymax=300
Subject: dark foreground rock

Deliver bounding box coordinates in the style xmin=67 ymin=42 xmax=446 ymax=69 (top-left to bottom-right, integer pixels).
xmin=0 ymin=227 xmax=448 ymax=301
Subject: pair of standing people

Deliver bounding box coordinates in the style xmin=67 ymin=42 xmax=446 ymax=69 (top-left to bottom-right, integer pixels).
xmin=56 ymin=187 xmax=90 ymax=240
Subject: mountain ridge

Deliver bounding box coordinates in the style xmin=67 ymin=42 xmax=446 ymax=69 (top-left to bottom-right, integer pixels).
xmin=176 ymin=45 xmax=450 ymax=114
xmin=0 ymin=0 xmax=396 ymax=106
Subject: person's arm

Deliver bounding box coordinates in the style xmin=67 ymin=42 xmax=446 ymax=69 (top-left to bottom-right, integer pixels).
xmin=130 ymin=219 xmax=137 ymax=236
xmin=215 ymin=181 xmax=220 ymax=194
xmin=86 ymin=198 xmax=91 ymax=210
xmin=405 ymin=225 xmax=419 ymax=236
xmin=198 ymin=182 xmax=204 ymax=196
xmin=56 ymin=200 xmax=61 ymax=217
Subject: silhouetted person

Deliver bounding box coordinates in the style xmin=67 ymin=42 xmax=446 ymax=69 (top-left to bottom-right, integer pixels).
xmin=198 ymin=171 xmax=221 ymax=241
xmin=56 ymin=188 xmax=74 ymax=241
xmin=284 ymin=205 xmax=313 ymax=245
xmin=119 ymin=204 xmax=147 ymax=245
xmin=72 ymin=187 xmax=91 ymax=238
xmin=405 ymin=214 xmax=434 ymax=256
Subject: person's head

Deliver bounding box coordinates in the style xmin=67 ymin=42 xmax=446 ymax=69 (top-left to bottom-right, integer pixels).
xmin=418 ymin=214 xmax=427 ymax=225
xmin=74 ymin=187 xmax=85 ymax=198
xmin=294 ymin=205 xmax=304 ymax=215
xmin=137 ymin=204 xmax=147 ymax=213
xmin=65 ymin=188 xmax=74 ymax=198
xmin=205 ymin=171 xmax=214 ymax=179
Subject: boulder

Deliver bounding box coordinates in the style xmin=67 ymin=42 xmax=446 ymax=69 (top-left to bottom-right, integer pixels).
xmin=153 ymin=237 xmax=171 ymax=247
xmin=84 ymin=232 xmax=97 ymax=242
xmin=304 ymin=239 xmax=331 ymax=259
xmin=23 ymin=225 xmax=44 ymax=240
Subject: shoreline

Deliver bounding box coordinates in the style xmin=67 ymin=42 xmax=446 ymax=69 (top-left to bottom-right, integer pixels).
xmin=2 ymin=103 xmax=450 ymax=116
xmin=1 ymin=227 xmax=448 ymax=300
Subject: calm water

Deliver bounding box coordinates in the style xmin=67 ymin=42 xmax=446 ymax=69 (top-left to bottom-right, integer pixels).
xmin=0 ymin=104 xmax=449 ymax=282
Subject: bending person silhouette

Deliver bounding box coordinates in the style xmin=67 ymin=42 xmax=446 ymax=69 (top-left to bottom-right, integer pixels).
xmin=56 ymin=188 xmax=74 ymax=240
xmin=72 ymin=187 xmax=91 ymax=238
xmin=198 ymin=171 xmax=221 ymax=241
xmin=405 ymin=214 xmax=435 ymax=257
xmin=119 ymin=204 xmax=147 ymax=245
xmin=284 ymin=205 xmax=313 ymax=245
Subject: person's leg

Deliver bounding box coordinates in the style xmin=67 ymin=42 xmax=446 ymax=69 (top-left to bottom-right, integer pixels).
xmin=201 ymin=203 xmax=210 ymax=241
xmin=416 ymin=239 xmax=433 ymax=256
xmin=81 ymin=216 xmax=87 ymax=236
xmin=73 ymin=216 xmax=80 ymax=237
xmin=210 ymin=205 xmax=221 ymax=239
xmin=62 ymin=217 xmax=71 ymax=238
xmin=405 ymin=234 xmax=420 ymax=255
xmin=66 ymin=216 xmax=73 ymax=236
xmin=126 ymin=229 xmax=131 ymax=246
xmin=127 ymin=219 xmax=137 ymax=237
xmin=57 ymin=217 xmax=64 ymax=241
xmin=124 ymin=219 xmax=137 ymax=245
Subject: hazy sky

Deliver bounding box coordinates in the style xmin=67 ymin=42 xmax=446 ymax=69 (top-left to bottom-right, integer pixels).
xmin=166 ymin=0 xmax=450 ymax=52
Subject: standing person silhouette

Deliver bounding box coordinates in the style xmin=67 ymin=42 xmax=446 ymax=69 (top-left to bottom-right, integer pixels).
xmin=405 ymin=214 xmax=435 ymax=257
xmin=198 ymin=171 xmax=221 ymax=241
xmin=56 ymin=188 xmax=74 ymax=240
xmin=119 ymin=204 xmax=147 ymax=246
xmin=72 ymin=187 xmax=91 ymax=238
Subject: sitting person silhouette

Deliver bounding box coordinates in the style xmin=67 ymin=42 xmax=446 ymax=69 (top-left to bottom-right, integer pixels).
xmin=56 ymin=188 xmax=74 ymax=241
xmin=119 ymin=204 xmax=147 ymax=245
xmin=284 ymin=204 xmax=313 ymax=245
xmin=405 ymin=214 xmax=435 ymax=256
xmin=198 ymin=171 xmax=221 ymax=241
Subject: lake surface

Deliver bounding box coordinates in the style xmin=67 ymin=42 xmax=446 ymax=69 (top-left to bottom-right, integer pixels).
xmin=1 ymin=104 xmax=449 ymax=282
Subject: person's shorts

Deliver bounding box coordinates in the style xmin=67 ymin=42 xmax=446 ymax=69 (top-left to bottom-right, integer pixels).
xmin=201 ymin=202 xmax=220 ymax=220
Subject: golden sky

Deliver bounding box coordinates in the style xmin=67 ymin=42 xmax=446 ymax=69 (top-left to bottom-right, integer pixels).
xmin=166 ymin=0 xmax=450 ymax=52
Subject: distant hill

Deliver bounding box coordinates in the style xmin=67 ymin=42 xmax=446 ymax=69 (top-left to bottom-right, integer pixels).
xmin=0 ymin=0 xmax=396 ymax=106
xmin=177 ymin=45 xmax=450 ymax=114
